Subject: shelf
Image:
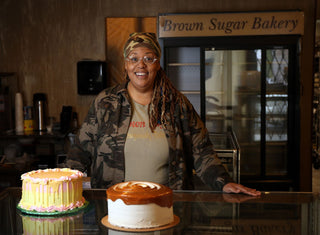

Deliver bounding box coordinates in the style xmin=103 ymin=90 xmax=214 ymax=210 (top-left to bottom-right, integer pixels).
xmin=266 ymin=93 xmax=288 ymax=97
xmin=266 ymin=61 xmax=289 ymax=65
xmin=239 ymin=141 xmax=287 ymax=147
xmin=167 ymin=63 xmax=200 ymax=66
xmin=181 ymin=91 xmax=200 ymax=95
xmin=265 ymin=141 xmax=288 ymax=146
xmin=266 ymin=115 xmax=287 ymax=120
xmin=233 ymin=116 xmax=260 ymax=120
xmin=236 ymin=88 xmax=288 ymax=96
xmin=205 ymin=91 xmax=226 ymax=96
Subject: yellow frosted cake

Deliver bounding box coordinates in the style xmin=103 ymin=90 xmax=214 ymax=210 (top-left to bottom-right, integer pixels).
xmin=18 ymin=168 xmax=85 ymax=213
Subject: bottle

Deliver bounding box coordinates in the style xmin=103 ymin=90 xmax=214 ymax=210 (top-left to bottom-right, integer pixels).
xmin=33 ymin=93 xmax=47 ymax=132
xmin=71 ymin=112 xmax=78 ymax=133
xmin=60 ymin=106 xmax=72 ymax=134
xmin=15 ymin=92 xmax=24 ymax=133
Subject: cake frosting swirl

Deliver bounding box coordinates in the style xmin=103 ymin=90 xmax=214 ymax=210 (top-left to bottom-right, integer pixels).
xmin=107 ymin=181 xmax=174 ymax=229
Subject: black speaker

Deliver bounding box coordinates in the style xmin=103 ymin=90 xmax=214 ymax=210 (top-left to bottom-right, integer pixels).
xmin=77 ymin=60 xmax=107 ymax=95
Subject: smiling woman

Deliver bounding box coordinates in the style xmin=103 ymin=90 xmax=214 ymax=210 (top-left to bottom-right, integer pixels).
xmin=125 ymin=47 xmax=160 ymax=104
xmin=62 ymin=32 xmax=260 ymax=197
xmin=123 ymin=33 xmax=162 ymax=105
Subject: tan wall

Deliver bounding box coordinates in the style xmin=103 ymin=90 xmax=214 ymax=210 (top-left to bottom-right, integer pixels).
xmin=0 ymin=0 xmax=316 ymax=191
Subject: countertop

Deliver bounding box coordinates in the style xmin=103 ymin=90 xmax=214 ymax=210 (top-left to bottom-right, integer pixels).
xmin=0 ymin=187 xmax=319 ymax=235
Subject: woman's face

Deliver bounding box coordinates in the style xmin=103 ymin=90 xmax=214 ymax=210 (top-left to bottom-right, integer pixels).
xmin=125 ymin=46 xmax=160 ymax=93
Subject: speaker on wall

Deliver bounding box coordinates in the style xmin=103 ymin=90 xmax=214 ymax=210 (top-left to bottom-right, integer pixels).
xmin=77 ymin=60 xmax=107 ymax=95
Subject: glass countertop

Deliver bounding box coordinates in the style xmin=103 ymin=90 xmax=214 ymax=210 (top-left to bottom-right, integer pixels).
xmin=0 ymin=188 xmax=319 ymax=234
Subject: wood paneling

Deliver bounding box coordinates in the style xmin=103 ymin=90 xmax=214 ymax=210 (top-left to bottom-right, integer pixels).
xmin=0 ymin=0 xmax=107 ymax=124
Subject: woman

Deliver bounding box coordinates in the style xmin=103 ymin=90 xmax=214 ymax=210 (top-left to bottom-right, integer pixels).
xmin=65 ymin=32 xmax=260 ymax=196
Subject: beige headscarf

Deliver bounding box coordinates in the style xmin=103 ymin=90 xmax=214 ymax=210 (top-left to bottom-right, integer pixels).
xmin=123 ymin=32 xmax=161 ymax=59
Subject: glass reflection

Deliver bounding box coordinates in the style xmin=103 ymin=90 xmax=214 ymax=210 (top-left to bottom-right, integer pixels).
xmin=20 ymin=212 xmax=84 ymax=235
xmin=108 ymin=228 xmax=174 ymax=235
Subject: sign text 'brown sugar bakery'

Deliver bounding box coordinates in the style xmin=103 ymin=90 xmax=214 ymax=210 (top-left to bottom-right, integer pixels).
xmin=158 ymin=11 xmax=304 ymax=37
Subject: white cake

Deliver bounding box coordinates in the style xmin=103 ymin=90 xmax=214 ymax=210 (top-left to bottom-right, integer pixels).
xmin=106 ymin=181 xmax=174 ymax=229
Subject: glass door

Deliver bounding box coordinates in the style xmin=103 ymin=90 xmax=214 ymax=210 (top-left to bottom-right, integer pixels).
xmin=204 ymin=47 xmax=291 ymax=187
xmin=163 ymin=36 xmax=300 ymax=190
xmin=166 ymin=47 xmax=201 ymax=114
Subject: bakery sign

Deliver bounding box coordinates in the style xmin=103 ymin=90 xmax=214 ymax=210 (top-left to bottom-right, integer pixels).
xmin=158 ymin=11 xmax=304 ymax=38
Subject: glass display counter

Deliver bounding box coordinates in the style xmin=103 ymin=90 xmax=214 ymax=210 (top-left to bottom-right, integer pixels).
xmin=0 ymin=188 xmax=319 ymax=235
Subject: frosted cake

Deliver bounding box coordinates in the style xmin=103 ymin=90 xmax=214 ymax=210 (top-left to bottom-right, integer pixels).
xmin=106 ymin=181 xmax=174 ymax=229
xmin=18 ymin=168 xmax=85 ymax=213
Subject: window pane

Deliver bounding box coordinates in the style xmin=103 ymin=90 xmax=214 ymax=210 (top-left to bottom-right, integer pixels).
xmin=265 ymin=49 xmax=288 ymax=176
xmin=166 ymin=47 xmax=201 ymax=114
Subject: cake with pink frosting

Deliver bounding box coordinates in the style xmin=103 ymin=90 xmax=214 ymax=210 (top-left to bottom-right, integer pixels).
xmin=18 ymin=168 xmax=85 ymax=213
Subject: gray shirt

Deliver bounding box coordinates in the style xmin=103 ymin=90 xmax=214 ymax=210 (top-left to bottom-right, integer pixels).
xmin=124 ymin=100 xmax=169 ymax=185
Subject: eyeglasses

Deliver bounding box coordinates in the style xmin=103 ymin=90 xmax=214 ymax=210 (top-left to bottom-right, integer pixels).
xmin=126 ymin=56 xmax=158 ymax=65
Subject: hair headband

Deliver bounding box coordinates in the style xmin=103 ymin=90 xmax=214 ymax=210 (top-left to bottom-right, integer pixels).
xmin=123 ymin=32 xmax=161 ymax=59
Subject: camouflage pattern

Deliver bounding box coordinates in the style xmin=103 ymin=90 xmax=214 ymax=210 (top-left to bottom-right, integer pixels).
xmin=64 ymin=82 xmax=234 ymax=190
xmin=123 ymin=32 xmax=161 ymax=58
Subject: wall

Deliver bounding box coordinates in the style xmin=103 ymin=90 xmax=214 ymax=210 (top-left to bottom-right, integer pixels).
xmin=0 ymin=0 xmax=316 ymax=191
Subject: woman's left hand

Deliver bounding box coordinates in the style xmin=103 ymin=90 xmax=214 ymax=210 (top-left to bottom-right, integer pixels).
xmin=223 ymin=182 xmax=261 ymax=196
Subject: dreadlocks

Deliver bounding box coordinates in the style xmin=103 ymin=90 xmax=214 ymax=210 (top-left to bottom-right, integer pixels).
xmin=124 ymin=67 xmax=187 ymax=132
xmin=148 ymin=67 xmax=188 ymax=132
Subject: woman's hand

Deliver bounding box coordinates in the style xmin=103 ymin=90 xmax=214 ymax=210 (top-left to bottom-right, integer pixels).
xmin=223 ymin=182 xmax=261 ymax=196
xmin=222 ymin=193 xmax=259 ymax=203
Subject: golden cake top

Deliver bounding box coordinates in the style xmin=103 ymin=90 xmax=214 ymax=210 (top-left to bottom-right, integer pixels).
xmin=107 ymin=181 xmax=173 ymax=207
xmin=21 ymin=168 xmax=83 ymax=184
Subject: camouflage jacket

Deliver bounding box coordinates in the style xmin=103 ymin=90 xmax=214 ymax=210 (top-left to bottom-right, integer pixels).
xmin=66 ymin=82 xmax=234 ymax=190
